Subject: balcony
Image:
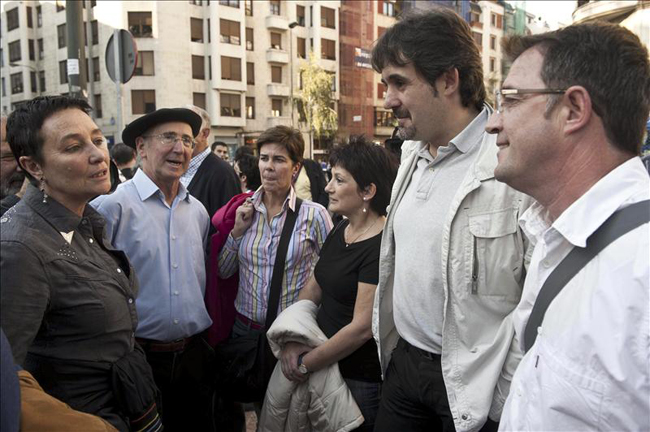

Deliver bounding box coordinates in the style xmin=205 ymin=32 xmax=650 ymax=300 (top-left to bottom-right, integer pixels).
xmin=266 ymin=49 xmax=289 ymax=64
xmin=266 ymin=116 xmax=292 ymax=128
xmin=572 ymin=0 xmax=638 ymax=23
xmin=265 ymin=15 xmax=288 ymax=31
xmin=267 ymin=84 xmax=290 ymax=97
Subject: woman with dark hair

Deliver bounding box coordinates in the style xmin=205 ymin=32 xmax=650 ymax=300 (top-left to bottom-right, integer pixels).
xmin=277 ymin=136 xmax=399 ymax=431
xmin=214 ymin=125 xmax=332 ymax=398
xmin=0 ymin=96 xmax=159 ymax=431
xmin=233 ymin=153 xmax=261 ymax=193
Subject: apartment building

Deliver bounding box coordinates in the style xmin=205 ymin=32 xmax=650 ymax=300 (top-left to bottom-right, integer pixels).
xmin=0 ymin=0 xmax=340 ymax=157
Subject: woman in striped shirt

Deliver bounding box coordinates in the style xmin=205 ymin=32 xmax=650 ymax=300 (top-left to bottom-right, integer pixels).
xmin=217 ymin=125 xmax=332 ymax=367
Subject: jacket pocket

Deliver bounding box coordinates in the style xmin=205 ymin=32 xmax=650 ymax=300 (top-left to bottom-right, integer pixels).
xmin=468 ymin=208 xmax=523 ymax=301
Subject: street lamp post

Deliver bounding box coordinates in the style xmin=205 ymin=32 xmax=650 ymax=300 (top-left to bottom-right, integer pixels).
xmin=9 ymin=62 xmax=41 ymax=96
xmin=288 ymin=21 xmax=298 ymax=128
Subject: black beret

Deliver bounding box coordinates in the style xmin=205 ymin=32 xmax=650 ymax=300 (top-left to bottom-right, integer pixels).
xmin=122 ymin=108 xmax=202 ymax=149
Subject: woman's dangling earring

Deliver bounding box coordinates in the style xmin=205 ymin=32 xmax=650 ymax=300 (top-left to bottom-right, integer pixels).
xmin=362 ymin=197 xmax=367 ymax=213
xmin=40 ymin=177 xmax=48 ymax=204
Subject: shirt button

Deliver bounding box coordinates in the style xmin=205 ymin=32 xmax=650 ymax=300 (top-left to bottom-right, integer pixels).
xmin=461 ymin=414 xmax=469 ymax=421
xmin=542 ymin=260 xmax=550 ymax=268
xmin=82 ymin=220 xmax=88 ymax=225
xmin=172 ymin=235 xmax=177 ymax=240
xmin=173 ymin=319 xmax=179 ymax=325
xmin=116 ymin=268 xmax=122 ymax=273
xmin=172 ymin=263 xmax=178 ymax=269
xmin=128 ymin=298 xmax=134 ymax=304
xmin=174 ymin=291 xmax=179 ymax=296
xmin=89 ymin=238 xmax=94 ymax=244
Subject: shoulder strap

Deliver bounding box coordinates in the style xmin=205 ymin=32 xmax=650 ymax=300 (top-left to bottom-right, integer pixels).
xmin=524 ymin=199 xmax=650 ymax=352
xmin=265 ymin=198 xmax=303 ymax=328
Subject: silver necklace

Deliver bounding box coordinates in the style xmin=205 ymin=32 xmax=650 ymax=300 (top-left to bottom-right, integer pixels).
xmin=345 ymin=218 xmax=379 ymax=247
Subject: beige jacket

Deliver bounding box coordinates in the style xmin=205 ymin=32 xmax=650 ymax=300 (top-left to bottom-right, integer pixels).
xmin=259 ymin=300 xmax=364 ymax=432
xmin=372 ymin=128 xmax=535 ymax=432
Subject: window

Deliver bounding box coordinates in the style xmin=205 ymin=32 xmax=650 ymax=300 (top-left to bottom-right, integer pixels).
xmin=89 ymin=20 xmax=99 ymax=45
xmin=28 ymin=39 xmax=35 ymax=61
xmin=246 ymin=97 xmax=255 ymax=119
xmin=271 ymin=99 xmax=282 ymax=117
xmin=377 ymin=82 xmax=386 ymax=99
xmin=56 ymin=1 xmax=65 ymax=12
xmin=490 ymin=35 xmax=496 ymax=50
xmin=271 ymin=65 xmax=282 ymax=83
xmin=472 ymin=31 xmax=482 ymax=46
xmin=189 ymin=0 xmax=203 ymax=5
xmin=59 ymin=60 xmax=68 ymax=84
xmin=381 ymin=1 xmax=397 ymax=17
xmin=94 ymin=94 xmax=102 ymax=118
xmin=131 ymin=90 xmax=156 ymax=114
xmin=297 ymin=37 xmax=306 ymax=58
xmin=208 ymin=55 xmax=212 ymax=79
xmin=0 ymin=49 xmax=3 ymax=67
xmin=1 ymin=78 xmax=5 ymax=96
xmin=219 ymin=0 xmax=240 ymax=8
xmin=135 ymin=51 xmax=155 ymax=76
xmin=92 ymin=57 xmax=100 ymax=81
xmin=321 ymin=7 xmax=335 ymax=29
xmin=246 ymin=28 xmax=254 ymax=50
xmin=321 ymin=38 xmax=336 ymax=60
xmin=7 ymin=8 xmax=19 ymax=31
xmin=270 ymin=32 xmax=282 ymax=50
xmin=491 ymin=13 xmax=503 ymax=28
xmin=27 ymin=6 xmax=33 ymax=28
xmin=490 ymin=57 xmax=495 ymax=73
xmin=9 ymin=41 xmax=21 ymax=62
xmin=245 ymin=0 xmax=253 ymax=16
xmin=378 ymin=26 xmax=386 ymax=38
xmin=128 ymin=12 xmax=153 ymax=38
xmin=246 ymin=62 xmax=254 ymax=84
xmin=191 ymin=18 xmax=204 ymax=42
xmin=270 ymin=0 xmax=280 ymax=16
xmin=470 ymin=11 xmax=481 ymax=26
xmin=207 ymin=18 xmax=211 ymax=42
xmin=297 ymin=5 xmax=305 ymax=26
xmin=327 ymin=71 xmax=336 ymax=92
xmin=58 ymin=24 xmax=67 ymax=48
xmin=220 ymin=19 xmax=240 ymax=45
xmin=193 ymin=92 xmax=206 ymax=109
xmin=491 ymin=13 xmax=496 ymax=26
xmin=220 ymin=93 xmax=241 ymax=117
xmin=39 ymin=70 xmax=46 ymax=92
xmin=30 ymin=71 xmax=37 ymax=93
xmin=36 ymin=6 xmax=42 ymax=27
xmin=10 ymin=72 xmax=23 ymax=94
xmin=221 ymin=56 xmax=241 ymax=81
xmin=374 ymin=108 xmax=396 ymax=127
xmin=192 ymin=55 xmax=205 ymax=79
xmin=38 ymin=39 xmax=44 ymax=60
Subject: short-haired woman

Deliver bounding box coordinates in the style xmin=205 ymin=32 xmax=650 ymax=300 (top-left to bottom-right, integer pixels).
xmin=0 ymin=96 xmax=159 ymax=431
xmin=279 ymin=136 xmax=399 ymax=431
xmin=217 ymin=125 xmax=332 ymax=397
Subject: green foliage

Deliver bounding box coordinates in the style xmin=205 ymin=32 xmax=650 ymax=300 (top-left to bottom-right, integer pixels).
xmin=297 ymin=52 xmax=338 ymax=139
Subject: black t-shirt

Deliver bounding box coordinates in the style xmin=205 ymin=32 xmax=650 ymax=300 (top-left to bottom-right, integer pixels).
xmin=314 ymin=220 xmax=382 ymax=382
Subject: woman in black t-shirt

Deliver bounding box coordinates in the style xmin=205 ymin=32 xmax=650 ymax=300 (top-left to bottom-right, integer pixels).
xmin=280 ymin=137 xmax=399 ymax=431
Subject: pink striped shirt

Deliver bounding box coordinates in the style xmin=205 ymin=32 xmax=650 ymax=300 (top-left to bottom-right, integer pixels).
xmin=218 ymin=187 xmax=332 ymax=324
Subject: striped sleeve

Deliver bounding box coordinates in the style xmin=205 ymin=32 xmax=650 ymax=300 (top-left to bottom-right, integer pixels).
xmin=217 ymin=233 xmax=241 ymax=279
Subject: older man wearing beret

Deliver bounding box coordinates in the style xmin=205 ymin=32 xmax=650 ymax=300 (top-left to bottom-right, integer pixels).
xmin=92 ymin=108 xmax=213 ymax=431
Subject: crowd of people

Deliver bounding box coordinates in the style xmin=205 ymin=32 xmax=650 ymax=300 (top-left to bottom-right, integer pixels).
xmin=1 ymin=6 xmax=649 ymax=432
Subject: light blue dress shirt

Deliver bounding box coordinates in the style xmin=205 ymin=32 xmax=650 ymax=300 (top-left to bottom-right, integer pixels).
xmin=91 ymin=169 xmax=212 ymax=342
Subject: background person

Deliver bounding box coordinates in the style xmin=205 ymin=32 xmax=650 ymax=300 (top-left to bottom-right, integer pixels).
xmin=234 ymin=153 xmax=262 ymax=193
xmin=109 ymin=142 xmax=138 ymax=182
xmin=279 ymin=137 xmax=399 ymax=431
xmin=0 ymin=116 xmax=27 ymax=215
xmin=1 ymin=96 xmax=159 ymax=431
xmin=212 ymin=140 xmax=230 ymax=161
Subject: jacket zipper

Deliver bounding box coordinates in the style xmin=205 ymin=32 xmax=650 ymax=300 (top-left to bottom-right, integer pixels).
xmin=472 ymin=236 xmax=478 ymax=294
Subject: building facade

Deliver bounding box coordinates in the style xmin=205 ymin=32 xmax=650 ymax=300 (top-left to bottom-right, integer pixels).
xmin=0 ymin=0 xmax=340 ymax=159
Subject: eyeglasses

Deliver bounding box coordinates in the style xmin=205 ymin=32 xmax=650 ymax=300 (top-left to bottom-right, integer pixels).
xmin=495 ymin=88 xmax=566 ymax=114
xmin=143 ymin=132 xmax=195 ymax=149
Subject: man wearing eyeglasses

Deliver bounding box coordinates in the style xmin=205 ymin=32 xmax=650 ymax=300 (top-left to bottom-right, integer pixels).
xmin=92 ymin=108 xmax=214 ymax=431
xmin=486 ymin=23 xmax=650 ymax=431
xmin=371 ymin=8 xmax=534 ymax=432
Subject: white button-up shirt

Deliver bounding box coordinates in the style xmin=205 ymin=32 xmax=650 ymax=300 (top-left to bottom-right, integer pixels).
xmin=500 ymin=157 xmax=650 ymax=431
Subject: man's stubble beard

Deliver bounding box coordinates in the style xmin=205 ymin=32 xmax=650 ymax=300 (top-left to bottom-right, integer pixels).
xmin=397 ymin=125 xmax=417 ymax=141
xmin=0 ymin=171 xmax=25 ymax=200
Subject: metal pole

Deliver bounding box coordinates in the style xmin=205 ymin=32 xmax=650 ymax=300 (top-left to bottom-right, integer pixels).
xmin=113 ymin=29 xmax=123 ymax=137
xmin=66 ymin=0 xmax=87 ymax=98
xmin=85 ymin=0 xmax=95 ymax=115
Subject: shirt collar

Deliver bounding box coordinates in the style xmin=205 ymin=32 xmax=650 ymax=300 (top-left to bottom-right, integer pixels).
xmin=132 ymin=168 xmax=190 ymax=203
xmin=23 ymin=183 xmax=106 ymax=236
xmin=552 ymin=157 xmax=648 ymax=247
xmin=190 ymin=146 xmax=212 ymax=166
xmin=252 ymin=186 xmax=297 ymax=213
